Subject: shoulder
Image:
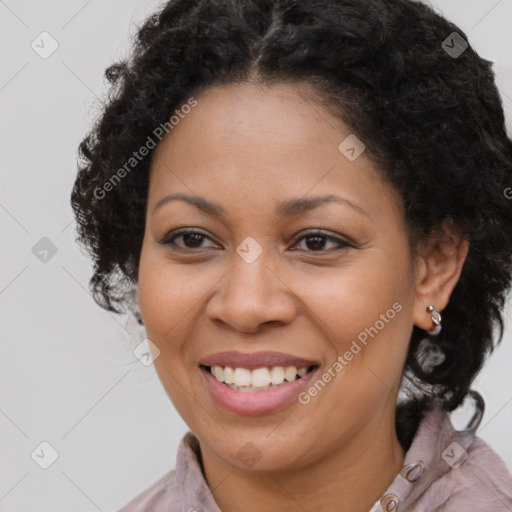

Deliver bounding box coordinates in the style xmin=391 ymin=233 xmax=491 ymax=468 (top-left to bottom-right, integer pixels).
xmin=387 ymin=405 xmax=512 ymax=512
xmin=435 ymin=435 xmax=512 ymax=511
xmin=114 ymin=431 xmax=211 ymax=512
xmin=116 ymin=469 xmax=180 ymax=512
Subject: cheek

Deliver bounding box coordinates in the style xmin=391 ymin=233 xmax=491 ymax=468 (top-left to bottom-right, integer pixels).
xmin=294 ymin=264 xmax=412 ymax=441
xmin=293 ymin=251 xmax=411 ymax=344
xmin=137 ymin=247 xmax=204 ymax=420
xmin=137 ymin=244 xmax=208 ymax=340
xmin=294 ymin=248 xmax=414 ymax=395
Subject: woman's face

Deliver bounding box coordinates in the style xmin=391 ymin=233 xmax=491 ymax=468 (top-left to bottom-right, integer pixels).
xmin=138 ymin=82 xmax=422 ymax=471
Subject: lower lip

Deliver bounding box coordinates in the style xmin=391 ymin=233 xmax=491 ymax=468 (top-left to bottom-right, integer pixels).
xmin=200 ymin=366 xmax=318 ymax=416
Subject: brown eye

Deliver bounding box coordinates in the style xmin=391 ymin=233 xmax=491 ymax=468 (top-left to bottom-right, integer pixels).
xmin=292 ymin=231 xmax=353 ymax=252
xmin=160 ymin=229 xmax=218 ymax=250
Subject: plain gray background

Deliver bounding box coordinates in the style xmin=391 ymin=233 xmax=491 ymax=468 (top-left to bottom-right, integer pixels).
xmin=1 ymin=1 xmax=511 ymax=510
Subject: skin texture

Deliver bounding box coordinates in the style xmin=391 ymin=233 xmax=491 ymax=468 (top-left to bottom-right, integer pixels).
xmin=137 ymin=82 xmax=469 ymax=512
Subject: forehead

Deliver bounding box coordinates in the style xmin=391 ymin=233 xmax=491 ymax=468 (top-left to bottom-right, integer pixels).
xmin=147 ymin=82 xmax=400 ymax=223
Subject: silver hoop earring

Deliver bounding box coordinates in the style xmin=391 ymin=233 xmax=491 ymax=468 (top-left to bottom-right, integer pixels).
xmin=426 ymin=305 xmax=441 ymax=336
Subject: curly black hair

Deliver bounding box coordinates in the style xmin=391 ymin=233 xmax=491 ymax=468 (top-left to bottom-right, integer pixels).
xmin=71 ymin=0 xmax=512 ymax=445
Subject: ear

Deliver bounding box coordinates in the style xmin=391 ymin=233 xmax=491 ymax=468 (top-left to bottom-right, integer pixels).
xmin=412 ymin=221 xmax=469 ymax=332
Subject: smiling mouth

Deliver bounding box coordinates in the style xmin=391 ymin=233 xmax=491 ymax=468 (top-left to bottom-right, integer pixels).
xmin=200 ymin=364 xmax=319 ymax=392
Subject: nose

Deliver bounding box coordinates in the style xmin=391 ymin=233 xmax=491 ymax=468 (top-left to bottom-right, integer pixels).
xmin=205 ymin=253 xmax=298 ymax=334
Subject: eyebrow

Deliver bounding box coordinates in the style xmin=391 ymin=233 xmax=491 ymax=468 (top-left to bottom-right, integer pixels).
xmin=152 ymin=193 xmax=366 ymax=218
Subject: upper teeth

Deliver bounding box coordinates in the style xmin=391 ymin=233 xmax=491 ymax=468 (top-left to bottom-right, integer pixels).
xmin=210 ymin=365 xmax=309 ymax=388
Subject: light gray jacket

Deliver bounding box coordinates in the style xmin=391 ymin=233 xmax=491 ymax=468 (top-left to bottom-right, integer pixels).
xmin=117 ymin=406 xmax=512 ymax=511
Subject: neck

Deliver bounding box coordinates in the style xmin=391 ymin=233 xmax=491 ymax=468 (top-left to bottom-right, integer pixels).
xmin=199 ymin=408 xmax=405 ymax=512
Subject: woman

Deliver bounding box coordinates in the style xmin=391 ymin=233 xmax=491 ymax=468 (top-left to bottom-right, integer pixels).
xmin=70 ymin=0 xmax=512 ymax=510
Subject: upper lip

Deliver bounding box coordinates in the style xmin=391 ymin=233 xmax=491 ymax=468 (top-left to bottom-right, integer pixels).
xmin=199 ymin=351 xmax=319 ymax=370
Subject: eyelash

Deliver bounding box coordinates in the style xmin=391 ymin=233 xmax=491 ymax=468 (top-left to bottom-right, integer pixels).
xmin=160 ymin=228 xmax=353 ymax=253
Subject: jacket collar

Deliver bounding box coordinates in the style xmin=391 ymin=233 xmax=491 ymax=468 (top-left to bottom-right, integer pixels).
xmin=176 ymin=432 xmax=221 ymax=512
xmin=370 ymin=406 xmax=476 ymax=511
